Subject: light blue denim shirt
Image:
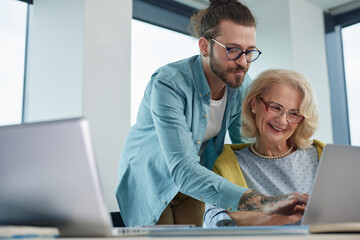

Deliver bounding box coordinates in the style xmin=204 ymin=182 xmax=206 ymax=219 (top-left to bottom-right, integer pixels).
xmin=116 ymin=55 xmax=251 ymax=227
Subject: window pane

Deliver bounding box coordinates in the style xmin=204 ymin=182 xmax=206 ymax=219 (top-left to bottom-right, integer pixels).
xmin=0 ymin=0 xmax=28 ymax=126
xmin=342 ymin=22 xmax=360 ymax=146
xmin=131 ymin=19 xmax=199 ymax=125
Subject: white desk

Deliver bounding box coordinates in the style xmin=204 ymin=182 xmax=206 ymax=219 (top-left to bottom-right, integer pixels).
xmin=59 ymin=234 xmax=360 ymax=240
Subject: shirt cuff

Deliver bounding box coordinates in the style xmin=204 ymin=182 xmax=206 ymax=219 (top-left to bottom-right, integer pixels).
xmin=204 ymin=209 xmax=232 ymax=228
xmin=217 ymin=181 xmax=247 ymax=212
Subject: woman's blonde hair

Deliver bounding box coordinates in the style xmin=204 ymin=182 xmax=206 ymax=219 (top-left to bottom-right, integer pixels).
xmin=241 ymin=69 xmax=319 ymax=149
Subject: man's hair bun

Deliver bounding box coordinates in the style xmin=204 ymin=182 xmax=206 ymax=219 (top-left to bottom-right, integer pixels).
xmin=209 ymin=0 xmax=237 ymax=7
xmin=189 ymin=0 xmax=256 ymax=38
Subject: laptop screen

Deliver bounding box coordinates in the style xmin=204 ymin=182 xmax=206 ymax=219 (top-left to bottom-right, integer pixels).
xmin=0 ymin=118 xmax=113 ymax=237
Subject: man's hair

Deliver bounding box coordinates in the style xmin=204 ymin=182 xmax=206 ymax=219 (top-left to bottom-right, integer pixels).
xmin=241 ymin=69 xmax=319 ymax=149
xmin=189 ymin=0 xmax=256 ymax=39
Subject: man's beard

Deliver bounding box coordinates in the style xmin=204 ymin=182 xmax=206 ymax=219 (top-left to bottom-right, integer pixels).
xmin=209 ymin=52 xmax=248 ymax=88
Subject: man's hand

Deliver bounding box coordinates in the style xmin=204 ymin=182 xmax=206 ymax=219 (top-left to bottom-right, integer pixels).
xmin=263 ymin=193 xmax=308 ymax=216
xmin=238 ymin=190 xmax=308 ymax=216
xmin=228 ymin=211 xmax=304 ymax=226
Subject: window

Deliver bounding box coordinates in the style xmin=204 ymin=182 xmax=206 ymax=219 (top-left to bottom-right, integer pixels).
xmin=342 ymin=22 xmax=360 ymax=146
xmin=131 ymin=19 xmax=199 ymax=125
xmin=325 ymin=8 xmax=360 ymax=145
xmin=0 ymin=0 xmax=28 ymax=126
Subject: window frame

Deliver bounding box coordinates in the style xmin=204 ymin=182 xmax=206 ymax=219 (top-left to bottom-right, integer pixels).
xmin=133 ymin=0 xmax=197 ymax=35
xmin=18 ymin=0 xmax=32 ymax=3
xmin=324 ymin=7 xmax=360 ymax=145
xmin=22 ymin=3 xmax=30 ymax=123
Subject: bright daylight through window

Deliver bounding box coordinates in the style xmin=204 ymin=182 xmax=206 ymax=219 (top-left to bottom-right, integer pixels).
xmin=342 ymin=22 xmax=360 ymax=146
xmin=131 ymin=19 xmax=199 ymax=125
xmin=0 ymin=0 xmax=28 ymax=126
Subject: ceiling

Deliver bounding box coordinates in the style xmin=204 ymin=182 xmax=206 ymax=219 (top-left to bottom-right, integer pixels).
xmin=175 ymin=0 xmax=360 ymax=15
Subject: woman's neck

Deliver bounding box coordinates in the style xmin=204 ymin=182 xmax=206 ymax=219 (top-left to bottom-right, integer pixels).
xmin=253 ymin=138 xmax=291 ymax=158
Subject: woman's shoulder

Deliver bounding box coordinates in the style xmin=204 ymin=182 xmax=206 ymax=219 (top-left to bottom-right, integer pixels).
xmin=311 ymin=139 xmax=325 ymax=159
xmin=214 ymin=143 xmax=250 ymax=188
xmin=312 ymin=139 xmax=325 ymax=148
xmin=214 ymin=143 xmax=250 ymax=171
xmin=224 ymin=143 xmax=251 ymax=151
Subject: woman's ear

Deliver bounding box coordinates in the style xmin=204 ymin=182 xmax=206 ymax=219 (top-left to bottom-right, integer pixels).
xmin=199 ymin=37 xmax=209 ymax=57
xmin=250 ymin=98 xmax=256 ymax=113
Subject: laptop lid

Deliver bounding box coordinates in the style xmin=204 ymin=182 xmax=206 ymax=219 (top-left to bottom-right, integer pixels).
xmin=302 ymin=144 xmax=360 ymax=225
xmin=0 ymin=118 xmax=113 ymax=237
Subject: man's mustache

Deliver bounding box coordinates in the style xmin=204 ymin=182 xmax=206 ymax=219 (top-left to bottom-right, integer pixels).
xmin=228 ymin=66 xmax=247 ymax=72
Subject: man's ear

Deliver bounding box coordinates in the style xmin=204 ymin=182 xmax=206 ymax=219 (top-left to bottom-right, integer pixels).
xmin=199 ymin=37 xmax=209 ymax=57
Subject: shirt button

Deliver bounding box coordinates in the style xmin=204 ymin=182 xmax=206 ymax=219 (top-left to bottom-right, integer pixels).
xmin=196 ymin=140 xmax=201 ymax=144
xmin=227 ymin=206 xmax=232 ymax=211
xmin=198 ymin=93 xmax=203 ymax=97
xmin=199 ymin=198 xmax=203 ymax=201
xmin=206 ymin=93 xmax=209 ymax=97
xmin=204 ymin=114 xmax=208 ymax=118
xmin=152 ymin=219 xmax=156 ymax=223
xmin=162 ymin=201 xmax=167 ymax=205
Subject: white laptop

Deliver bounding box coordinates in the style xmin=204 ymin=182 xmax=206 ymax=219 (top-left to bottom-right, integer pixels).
xmin=0 ymin=118 xmax=359 ymax=237
xmin=301 ymin=144 xmax=360 ymax=232
xmin=0 ymin=118 xmax=149 ymax=237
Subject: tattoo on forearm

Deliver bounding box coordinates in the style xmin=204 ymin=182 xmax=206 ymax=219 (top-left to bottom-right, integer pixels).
xmin=241 ymin=190 xmax=261 ymax=202
xmin=260 ymin=194 xmax=289 ymax=205
xmin=238 ymin=190 xmax=261 ymax=211
xmin=238 ymin=191 xmax=291 ymax=211
xmin=239 ymin=203 xmax=260 ymax=211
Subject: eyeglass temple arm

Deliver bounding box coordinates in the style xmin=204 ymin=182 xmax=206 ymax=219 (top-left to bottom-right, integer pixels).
xmin=211 ymin=39 xmax=227 ymax=50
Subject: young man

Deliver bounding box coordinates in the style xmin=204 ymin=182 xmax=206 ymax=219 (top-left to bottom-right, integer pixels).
xmin=116 ymin=0 xmax=307 ymax=227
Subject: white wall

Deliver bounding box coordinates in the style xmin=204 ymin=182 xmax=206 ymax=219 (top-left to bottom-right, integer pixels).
xmin=289 ymin=0 xmax=333 ymax=143
xmin=82 ymin=0 xmax=131 ymax=212
xmin=25 ymin=0 xmax=131 ymax=211
xmin=245 ymin=0 xmax=294 ymax=74
xmin=245 ymin=0 xmax=333 ymax=143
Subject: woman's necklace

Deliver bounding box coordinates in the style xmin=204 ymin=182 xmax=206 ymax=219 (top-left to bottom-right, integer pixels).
xmin=250 ymin=143 xmax=294 ymax=159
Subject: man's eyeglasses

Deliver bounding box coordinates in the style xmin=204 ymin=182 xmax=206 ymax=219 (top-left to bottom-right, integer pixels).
xmin=259 ymin=98 xmax=305 ymax=124
xmin=211 ymin=39 xmax=262 ymax=63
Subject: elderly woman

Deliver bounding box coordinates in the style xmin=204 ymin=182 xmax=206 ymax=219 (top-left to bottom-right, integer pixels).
xmin=204 ymin=69 xmax=325 ymax=227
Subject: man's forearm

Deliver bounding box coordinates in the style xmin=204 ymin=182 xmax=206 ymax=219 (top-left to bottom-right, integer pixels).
xmin=237 ymin=190 xmax=308 ymax=216
xmin=227 ymin=210 xmax=303 ymax=226
xmin=238 ymin=190 xmax=289 ymax=211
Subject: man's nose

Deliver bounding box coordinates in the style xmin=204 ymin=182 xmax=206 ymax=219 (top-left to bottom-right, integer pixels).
xmin=234 ymin=53 xmax=248 ymax=68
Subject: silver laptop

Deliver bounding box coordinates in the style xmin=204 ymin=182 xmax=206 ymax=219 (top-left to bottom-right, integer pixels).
xmin=302 ymin=144 xmax=360 ymax=227
xmin=0 ymin=118 xmax=150 ymax=237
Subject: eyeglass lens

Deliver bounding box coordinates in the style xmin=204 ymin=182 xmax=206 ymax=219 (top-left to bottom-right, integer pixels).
xmin=267 ymin=103 xmax=303 ymax=123
xmin=227 ymin=48 xmax=260 ymax=62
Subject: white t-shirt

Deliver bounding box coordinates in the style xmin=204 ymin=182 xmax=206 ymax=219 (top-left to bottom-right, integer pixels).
xmin=199 ymin=88 xmax=228 ymax=156
xmin=203 ymin=88 xmax=228 ymax=142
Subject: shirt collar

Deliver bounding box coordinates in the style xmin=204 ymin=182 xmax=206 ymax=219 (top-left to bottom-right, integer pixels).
xmin=193 ymin=55 xmax=237 ymax=100
xmin=193 ymin=55 xmax=211 ymax=99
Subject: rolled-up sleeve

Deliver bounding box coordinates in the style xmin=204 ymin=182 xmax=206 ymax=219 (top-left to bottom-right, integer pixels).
xmin=204 ymin=203 xmax=232 ymax=227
